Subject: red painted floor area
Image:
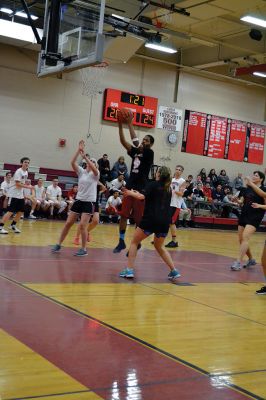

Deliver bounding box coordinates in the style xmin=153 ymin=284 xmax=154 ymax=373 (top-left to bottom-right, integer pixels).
xmin=0 ymin=245 xmax=263 ymax=283
xmin=0 ymin=276 xmax=252 ymax=400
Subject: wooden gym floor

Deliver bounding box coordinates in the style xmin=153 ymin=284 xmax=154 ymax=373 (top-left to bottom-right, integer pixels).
xmin=0 ymin=220 xmax=265 ymax=400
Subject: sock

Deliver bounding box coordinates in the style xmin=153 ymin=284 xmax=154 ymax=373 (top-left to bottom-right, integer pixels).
xmin=172 ymin=235 xmax=177 ymax=242
xmin=11 ymin=221 xmax=16 ymax=227
xmin=0 ymin=223 xmax=4 ymax=228
xmin=119 ymin=230 xmax=125 ymax=241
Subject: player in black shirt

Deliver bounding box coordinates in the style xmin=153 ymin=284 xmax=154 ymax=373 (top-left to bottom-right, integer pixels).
xmin=113 ymin=112 xmax=154 ymax=253
xmin=119 ymin=166 xmax=181 ymax=280
xmin=231 ymin=171 xmax=266 ymax=271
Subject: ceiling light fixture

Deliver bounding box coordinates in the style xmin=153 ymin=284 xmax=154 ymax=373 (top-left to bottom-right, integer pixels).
xmin=145 ymin=42 xmax=177 ymax=53
xmin=253 ymin=72 xmax=266 ymax=78
xmin=15 ymin=11 xmax=38 ymax=20
xmin=0 ymin=7 xmax=13 ymax=14
xmin=240 ymin=15 xmax=266 ymax=28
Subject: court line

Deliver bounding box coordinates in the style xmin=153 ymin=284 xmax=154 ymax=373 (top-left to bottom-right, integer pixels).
xmin=0 ymin=273 xmax=262 ymax=400
xmin=4 ymin=389 xmax=91 ymax=400
xmin=140 ymin=282 xmax=266 ymax=326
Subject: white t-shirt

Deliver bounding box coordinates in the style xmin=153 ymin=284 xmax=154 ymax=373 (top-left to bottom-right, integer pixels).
xmin=23 ymin=187 xmax=33 ymax=197
xmin=46 ymin=185 xmax=62 ymax=201
xmin=35 ymin=185 xmax=46 ymax=200
xmin=8 ymin=168 xmax=28 ymax=199
xmin=1 ymin=180 xmax=12 ymax=196
xmin=170 ymin=177 xmax=186 ymax=208
xmin=110 ymin=178 xmax=125 ymax=191
xmin=76 ymin=166 xmax=99 ymax=202
xmin=106 ymin=195 xmax=122 ymax=209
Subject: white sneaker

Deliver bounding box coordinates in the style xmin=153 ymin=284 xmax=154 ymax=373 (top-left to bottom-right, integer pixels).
xmin=0 ymin=228 xmax=8 ymax=234
xmin=11 ymin=226 xmax=21 ymax=233
xmin=29 ymin=214 xmax=37 ymax=219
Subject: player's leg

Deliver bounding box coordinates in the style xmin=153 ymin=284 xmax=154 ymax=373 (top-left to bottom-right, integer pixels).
xmin=77 ymin=212 xmax=91 ymax=254
xmin=165 ymin=208 xmax=180 ymax=248
xmin=119 ymin=227 xmax=148 ymax=278
xmin=113 ymin=196 xmax=134 ymax=253
xmin=256 ymin=241 xmax=266 ymax=295
xmin=153 ymin=234 xmax=181 ymax=280
xmin=52 ymin=212 xmax=78 ymax=252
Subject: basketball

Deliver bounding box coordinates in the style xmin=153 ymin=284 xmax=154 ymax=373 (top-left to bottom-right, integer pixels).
xmin=117 ymin=108 xmax=133 ymax=123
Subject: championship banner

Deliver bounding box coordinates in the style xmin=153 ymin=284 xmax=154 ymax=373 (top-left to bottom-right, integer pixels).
xmin=181 ymin=110 xmax=207 ymax=155
xmin=157 ymin=106 xmax=183 ymax=132
xmin=248 ymin=123 xmax=265 ymax=165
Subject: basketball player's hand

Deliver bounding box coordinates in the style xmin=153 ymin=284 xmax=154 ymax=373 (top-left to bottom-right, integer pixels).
xmin=251 ymin=202 xmax=260 ymax=209
xmin=78 ymin=140 xmax=85 ymax=152
xmin=122 ymin=188 xmax=130 ymax=197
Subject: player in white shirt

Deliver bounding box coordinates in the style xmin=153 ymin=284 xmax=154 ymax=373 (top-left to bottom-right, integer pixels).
xmin=46 ymin=179 xmax=67 ymax=218
xmin=52 ymin=140 xmax=99 ymax=257
xmin=165 ymin=165 xmax=186 ymax=248
xmin=0 ymin=171 xmax=12 ymax=213
xmin=34 ymin=178 xmax=50 ymax=215
xmin=0 ymin=157 xmax=33 ymax=234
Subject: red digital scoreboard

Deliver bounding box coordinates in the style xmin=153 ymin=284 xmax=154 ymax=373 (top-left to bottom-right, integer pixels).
xmin=103 ymin=88 xmax=158 ymax=128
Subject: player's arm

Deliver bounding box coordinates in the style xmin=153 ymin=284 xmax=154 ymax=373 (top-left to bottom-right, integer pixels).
xmin=245 ymin=177 xmax=266 ymax=198
xmin=174 ymin=182 xmax=186 ymax=197
xmin=123 ymin=188 xmax=144 ymax=200
xmin=71 ymin=140 xmax=84 ymax=173
xmin=15 ymin=180 xmax=33 ymax=190
xmin=252 ymin=203 xmax=266 ymax=210
xmin=118 ymin=122 xmax=132 ymax=151
xmin=82 ymin=153 xmax=99 ymax=177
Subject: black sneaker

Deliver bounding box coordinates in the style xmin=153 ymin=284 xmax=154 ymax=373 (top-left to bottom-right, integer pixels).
xmin=165 ymin=241 xmax=178 ymax=248
xmin=113 ymin=239 xmax=126 ymax=253
xmin=126 ymin=243 xmax=141 ymax=257
xmin=256 ymin=286 xmax=266 ymax=295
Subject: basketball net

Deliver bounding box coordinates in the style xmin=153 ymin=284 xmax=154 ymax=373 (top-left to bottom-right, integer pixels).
xmin=80 ymin=61 xmax=109 ymax=97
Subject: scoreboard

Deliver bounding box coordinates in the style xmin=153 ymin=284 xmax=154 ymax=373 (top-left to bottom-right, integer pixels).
xmin=103 ymin=88 xmax=158 ymax=128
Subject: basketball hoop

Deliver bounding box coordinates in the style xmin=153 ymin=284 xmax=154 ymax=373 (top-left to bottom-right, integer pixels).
xmin=80 ymin=61 xmax=109 ymax=97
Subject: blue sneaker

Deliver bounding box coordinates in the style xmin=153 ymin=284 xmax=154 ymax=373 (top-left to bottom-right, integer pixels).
xmin=243 ymin=259 xmax=256 ymax=268
xmin=168 ymin=269 xmax=181 ymax=280
xmin=74 ymin=248 xmax=88 ymax=257
xmin=51 ymin=244 xmax=61 ymax=253
xmin=119 ymin=268 xmax=134 ymax=278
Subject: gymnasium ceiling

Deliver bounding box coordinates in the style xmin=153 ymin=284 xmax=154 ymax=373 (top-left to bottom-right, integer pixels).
xmin=0 ymin=0 xmax=266 ymax=87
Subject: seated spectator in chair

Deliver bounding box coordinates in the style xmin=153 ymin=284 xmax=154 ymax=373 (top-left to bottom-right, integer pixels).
xmin=105 ymin=190 xmax=122 ymax=222
xmin=111 ymin=156 xmax=129 ymax=181
xmin=46 ymin=178 xmax=67 ymax=218
xmin=109 ymin=174 xmax=126 ymax=194
xmin=0 ymin=172 xmax=12 ymax=215
xmin=233 ymin=173 xmax=243 ymax=193
xmin=192 ymin=182 xmax=205 ymax=200
xmin=34 ymin=178 xmax=50 ymax=216
xmin=98 ymin=154 xmax=111 ymax=184
xmin=183 ymin=180 xmax=193 ymax=200
xmin=221 ymin=188 xmax=240 ymax=218
xmin=67 ymin=183 xmax=78 ymax=211
xmin=203 ymin=182 xmax=213 ymax=202
xmin=212 ymin=184 xmax=225 ymax=213
xmin=199 ymin=168 xmax=207 ymax=184
xmin=218 ymin=169 xmax=230 ymax=187
xmin=179 ymin=198 xmax=191 ymax=227
xmin=24 ymin=179 xmax=37 ymax=219
xmin=208 ymin=169 xmax=218 ymax=188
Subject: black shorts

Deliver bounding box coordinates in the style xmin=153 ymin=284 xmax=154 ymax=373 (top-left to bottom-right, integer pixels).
xmin=71 ymin=200 xmax=94 ymax=215
xmin=238 ymin=213 xmax=264 ymax=229
xmin=7 ymin=198 xmax=25 ymax=213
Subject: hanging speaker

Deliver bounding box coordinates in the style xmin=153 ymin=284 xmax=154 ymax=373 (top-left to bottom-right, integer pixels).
xmin=249 ymin=29 xmax=262 ymax=41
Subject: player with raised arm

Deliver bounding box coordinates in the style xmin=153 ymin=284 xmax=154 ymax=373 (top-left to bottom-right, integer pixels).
xmin=51 ymin=141 xmax=99 ymax=256
xmin=113 ymin=109 xmax=154 ymax=253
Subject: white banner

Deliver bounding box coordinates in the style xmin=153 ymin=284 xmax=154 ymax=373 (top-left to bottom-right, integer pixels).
xmin=157 ymin=106 xmax=183 ymax=132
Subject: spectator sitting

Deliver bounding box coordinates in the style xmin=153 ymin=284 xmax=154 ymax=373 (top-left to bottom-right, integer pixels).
xmin=233 ymin=173 xmax=243 ymax=193
xmin=212 ymin=184 xmax=224 ymax=202
xmin=179 ymin=198 xmax=191 ymax=227
xmin=192 ymin=182 xmax=205 ymax=200
xmin=98 ymin=154 xmax=111 ymax=184
xmin=34 ymin=178 xmax=50 ymax=216
xmin=221 ymin=188 xmax=240 ymax=218
xmin=0 ymin=172 xmax=12 ymax=215
xmin=46 ymin=178 xmax=67 ymax=218
xmin=218 ymin=169 xmax=230 ymax=187
xmin=105 ymin=190 xmax=122 ymax=222
xmin=23 ymin=179 xmax=37 ymax=219
xmin=208 ymin=169 xmax=218 ymax=188
xmin=196 ymin=175 xmax=202 ymax=184
xmin=67 ymin=183 xmax=78 ymax=211
xmin=199 ymin=168 xmax=207 ymax=184
xmin=109 ymin=174 xmax=126 ymax=194
xmin=203 ymin=182 xmax=213 ymax=201
xmin=111 ymin=156 xmax=129 ymax=181
xmin=183 ymin=180 xmax=193 ymax=200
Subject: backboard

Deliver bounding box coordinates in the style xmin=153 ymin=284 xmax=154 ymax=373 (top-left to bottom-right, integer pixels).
xmin=37 ymin=0 xmax=106 ymax=77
